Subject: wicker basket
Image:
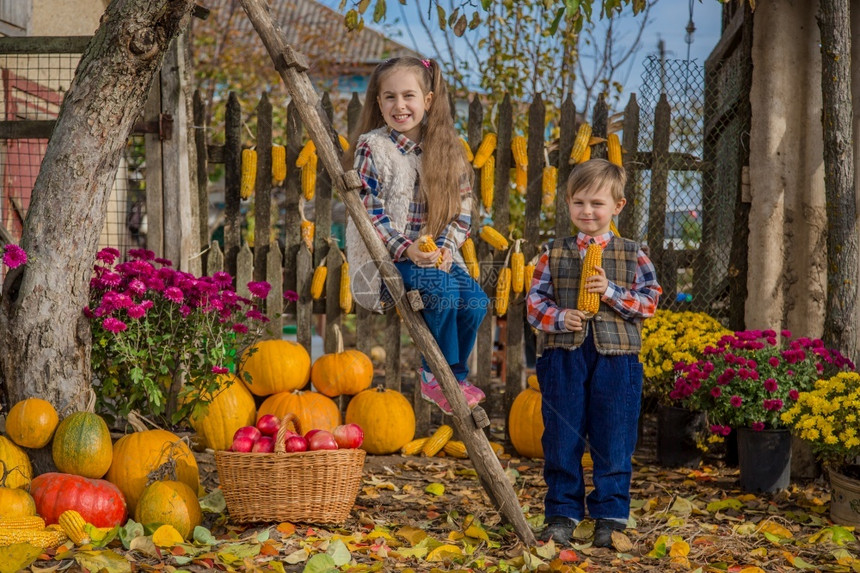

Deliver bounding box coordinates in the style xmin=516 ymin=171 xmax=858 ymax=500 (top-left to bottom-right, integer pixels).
xmin=215 ymin=413 xmax=365 ymax=524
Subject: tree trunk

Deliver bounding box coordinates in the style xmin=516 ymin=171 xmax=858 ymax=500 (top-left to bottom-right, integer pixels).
xmin=818 ymin=0 xmax=859 ymax=363
xmin=0 ymin=0 xmax=196 ymax=412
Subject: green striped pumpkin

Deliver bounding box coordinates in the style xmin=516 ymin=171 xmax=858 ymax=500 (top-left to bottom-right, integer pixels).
xmin=52 ymin=411 xmax=113 ymax=479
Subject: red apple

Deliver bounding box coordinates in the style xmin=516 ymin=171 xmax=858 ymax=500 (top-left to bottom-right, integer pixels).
xmin=251 ymin=436 xmax=275 ymax=453
xmin=256 ymin=414 xmax=280 ymax=436
xmin=231 ymin=435 xmax=256 ymax=452
xmin=284 ymin=435 xmax=309 ymax=453
xmin=332 ymin=423 xmax=364 ymax=449
xmin=304 ymin=429 xmax=322 ymax=441
xmin=308 ymin=430 xmax=339 ymax=451
xmin=234 ymin=425 xmax=262 ymax=442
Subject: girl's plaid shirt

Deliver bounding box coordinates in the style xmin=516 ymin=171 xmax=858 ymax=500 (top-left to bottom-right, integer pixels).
xmin=354 ymin=128 xmax=472 ymax=261
xmin=526 ymin=231 xmax=662 ymax=332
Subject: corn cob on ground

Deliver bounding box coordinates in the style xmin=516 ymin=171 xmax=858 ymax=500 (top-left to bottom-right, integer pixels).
xmin=422 ymin=425 xmax=454 ymax=457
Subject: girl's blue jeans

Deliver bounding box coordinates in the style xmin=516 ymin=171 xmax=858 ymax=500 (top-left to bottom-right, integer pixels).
xmin=535 ymin=329 xmax=643 ymax=522
xmin=394 ymin=261 xmax=488 ymax=381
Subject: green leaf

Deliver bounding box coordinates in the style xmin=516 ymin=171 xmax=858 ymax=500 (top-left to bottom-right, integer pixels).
xmin=326 ymin=539 xmax=352 ymax=566
xmin=425 ymin=482 xmax=445 ymax=496
xmin=119 ymin=519 xmax=145 ymax=550
xmin=372 ymin=0 xmax=386 ymax=23
xmin=548 ymin=7 xmax=565 ymax=35
xmin=0 ymin=544 xmax=42 ymax=573
xmin=303 ymin=553 xmax=337 ymax=573
xmin=706 ymin=498 xmax=744 ymax=513
xmin=193 ymin=526 xmax=217 ymax=545
xmin=436 ymin=4 xmax=446 ymax=30
xmin=344 ymin=9 xmax=359 ymax=30
xmin=75 ymin=549 xmax=132 ymax=573
xmin=199 ymin=488 xmax=226 ymax=513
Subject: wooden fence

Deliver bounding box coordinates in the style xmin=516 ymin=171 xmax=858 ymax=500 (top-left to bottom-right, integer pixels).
xmin=194 ymin=89 xmax=712 ymax=437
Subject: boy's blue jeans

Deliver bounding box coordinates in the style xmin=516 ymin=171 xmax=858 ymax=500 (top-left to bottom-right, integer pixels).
xmin=535 ymin=329 xmax=643 ymax=523
xmin=394 ymin=261 xmax=489 ymax=381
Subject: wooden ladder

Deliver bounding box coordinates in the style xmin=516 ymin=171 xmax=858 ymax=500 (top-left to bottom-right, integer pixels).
xmin=239 ymin=0 xmax=536 ymax=546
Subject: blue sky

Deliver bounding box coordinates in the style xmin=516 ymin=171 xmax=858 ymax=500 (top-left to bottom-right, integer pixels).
xmin=318 ymin=0 xmax=724 ymax=106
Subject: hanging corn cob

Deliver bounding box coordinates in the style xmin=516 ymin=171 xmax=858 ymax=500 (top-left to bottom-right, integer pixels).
xmin=515 ymin=166 xmax=527 ymax=195
xmin=460 ymin=137 xmax=474 ymax=162
xmin=579 ymin=144 xmax=592 ymax=164
xmin=310 ymin=259 xmax=327 ymax=300
xmin=338 ymin=134 xmax=350 ymax=151
xmin=299 ymin=196 xmax=314 ymax=251
xmin=418 ymin=234 xmax=442 ymax=267
xmin=569 ymin=123 xmax=592 ymax=164
xmin=296 ymin=140 xmax=316 ymax=167
xmin=271 ymin=144 xmax=287 ymax=183
xmin=461 ymin=237 xmax=480 ymax=279
xmin=495 ymin=266 xmax=512 ymax=316
xmin=524 ymin=255 xmax=538 ymax=292
xmin=481 ymin=155 xmax=495 ymax=211
xmin=542 ymin=165 xmax=558 ymax=207
xmin=577 ymin=242 xmax=603 ymax=316
xmin=511 ymin=135 xmax=528 ymax=169
xmin=422 ymin=424 xmax=454 ymax=457
xmin=472 ymin=133 xmax=497 ymax=169
xmin=510 ymin=239 xmax=525 ymax=295
xmin=301 ymin=152 xmax=318 ymax=201
xmin=607 ymin=133 xmax=623 ymax=166
xmin=479 ymin=225 xmax=509 ymax=251
xmin=610 ymin=219 xmax=620 ymax=236
xmin=338 ymin=248 xmax=352 ymax=313
xmin=240 ymin=148 xmax=257 ymax=200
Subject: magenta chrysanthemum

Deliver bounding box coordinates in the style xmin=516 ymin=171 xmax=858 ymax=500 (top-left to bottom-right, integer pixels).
xmin=96 ymin=247 xmax=121 ymax=264
xmin=164 ymin=287 xmax=184 ymax=303
xmin=211 ymin=366 xmax=229 ymax=374
xmin=283 ymin=290 xmax=299 ymax=302
xmin=248 ymin=281 xmax=272 ymax=299
xmin=232 ymin=323 xmax=249 ymax=334
xmin=751 ymin=421 xmax=765 ymax=431
xmin=730 ymin=395 xmax=743 ymax=408
xmin=763 ymin=378 xmax=778 ymax=392
xmin=102 ymin=317 xmax=127 ymax=333
xmin=127 ymin=305 xmax=146 ymax=319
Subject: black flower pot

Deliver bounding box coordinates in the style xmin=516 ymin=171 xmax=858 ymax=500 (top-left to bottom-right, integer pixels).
xmin=737 ymin=428 xmax=792 ymax=493
xmin=656 ymin=405 xmax=707 ymax=468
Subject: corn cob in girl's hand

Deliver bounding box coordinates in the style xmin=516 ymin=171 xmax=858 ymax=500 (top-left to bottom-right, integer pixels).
xmin=418 ymin=234 xmax=443 ymax=267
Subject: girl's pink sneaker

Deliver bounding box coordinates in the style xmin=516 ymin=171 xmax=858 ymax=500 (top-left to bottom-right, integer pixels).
xmin=419 ymin=369 xmax=452 ymax=414
xmin=459 ymin=381 xmax=485 ymax=408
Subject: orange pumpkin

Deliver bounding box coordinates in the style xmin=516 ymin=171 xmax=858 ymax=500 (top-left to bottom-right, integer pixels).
xmin=0 ymin=436 xmax=32 ymax=489
xmin=257 ymin=390 xmax=341 ymax=433
xmin=345 ymin=386 xmax=415 ymax=454
xmin=311 ymin=325 xmax=373 ymax=397
xmin=509 ymin=382 xmax=544 ymax=459
xmin=187 ymin=374 xmax=256 ymax=451
xmin=135 ymin=480 xmax=201 ymax=540
xmin=0 ymin=486 xmax=36 ymax=518
xmin=5 ymin=397 xmax=60 ymax=449
xmin=240 ymin=340 xmax=311 ymax=396
xmin=105 ymin=413 xmax=199 ymax=514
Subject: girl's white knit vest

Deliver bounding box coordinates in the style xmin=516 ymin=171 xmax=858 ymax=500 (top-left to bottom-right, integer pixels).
xmin=345 ymin=128 xmax=419 ymax=313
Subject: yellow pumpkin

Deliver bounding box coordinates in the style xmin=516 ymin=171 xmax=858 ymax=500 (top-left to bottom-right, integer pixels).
xmin=135 ymin=480 xmax=201 ymax=540
xmin=0 ymin=436 xmax=32 ymax=489
xmin=509 ymin=385 xmax=544 ymax=459
xmin=105 ymin=414 xmax=199 ymax=514
xmin=345 ymin=386 xmax=415 ymax=454
xmin=187 ymin=374 xmax=256 ymax=451
xmin=239 ymin=339 xmax=311 ymax=396
xmin=0 ymin=486 xmax=36 ymax=518
xmin=5 ymin=397 xmax=60 ymax=449
xmin=257 ymin=390 xmax=341 ymax=433
xmin=311 ymin=325 xmax=373 ymax=397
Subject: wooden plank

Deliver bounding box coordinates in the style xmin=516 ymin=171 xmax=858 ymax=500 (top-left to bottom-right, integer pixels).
xmin=315 ymin=92 xmax=333 ymax=257
xmin=224 ymin=93 xmax=242 ymax=278
xmin=618 ymin=93 xmax=640 ymax=238
xmin=160 ymin=36 xmax=195 ymax=271
xmin=208 ymin=241 xmax=224 ymax=273
xmin=265 ymin=240 xmax=284 ymax=338
xmin=0 ymin=120 xmax=54 ymax=139
xmin=555 ymin=95 xmax=575 ymax=239
xmin=193 ymin=90 xmax=210 ymax=271
xmin=296 ymin=245 xmax=314 ymax=354
xmin=384 ymin=311 xmax=401 ymax=391
xmin=283 ymin=102 xmax=302 ymax=316
xmin=648 ymin=94 xmax=671 ymax=299
xmin=143 ymin=78 xmax=164 ymax=259
xmin=591 ymin=93 xmax=607 ymax=159
xmin=207 ymin=144 xmax=224 ymax=164
xmin=626 ymin=151 xmax=710 ymax=172
xmin=325 ymin=244 xmax=343 ymax=353
xmin=253 ymin=92 xmax=273 ymax=283
xmin=236 ymin=244 xmax=253 ymax=300
xmin=0 ymin=36 xmax=90 ymax=54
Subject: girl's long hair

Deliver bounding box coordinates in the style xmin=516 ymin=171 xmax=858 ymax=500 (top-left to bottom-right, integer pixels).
xmin=344 ymin=57 xmax=473 ymax=237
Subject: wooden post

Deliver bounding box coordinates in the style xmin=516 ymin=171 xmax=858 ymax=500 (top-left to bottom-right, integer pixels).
xmin=591 ymin=93 xmax=608 ymax=160
xmin=618 ymin=94 xmax=640 ymax=239
xmin=240 ymin=0 xmax=537 ymax=545
xmin=284 ymin=102 xmax=302 ymax=318
xmin=253 ymin=92 xmax=272 ymax=283
xmin=224 ymin=92 xmax=242 ymax=278
xmin=350 ymin=93 xmax=375 ymax=360
xmin=193 ymin=89 xmax=210 ymax=272
xmin=555 ymin=95 xmax=575 ymax=239
xmin=143 ymin=79 xmax=163 ymax=258
xmin=649 ymin=94 xmax=671 ymax=298
xmin=296 ymin=245 xmax=314 ymax=355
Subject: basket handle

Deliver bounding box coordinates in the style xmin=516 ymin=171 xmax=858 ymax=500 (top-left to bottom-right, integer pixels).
xmin=274 ymin=412 xmax=302 ymax=454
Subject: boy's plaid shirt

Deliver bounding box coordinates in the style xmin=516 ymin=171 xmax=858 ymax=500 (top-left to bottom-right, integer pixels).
xmin=354 ymin=128 xmax=472 ymax=261
xmin=526 ymin=231 xmax=662 ymax=332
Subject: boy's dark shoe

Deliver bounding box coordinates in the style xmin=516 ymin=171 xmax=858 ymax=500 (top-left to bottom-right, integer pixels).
xmin=592 ymin=519 xmax=626 ymax=548
xmin=539 ymin=516 xmax=577 ymax=546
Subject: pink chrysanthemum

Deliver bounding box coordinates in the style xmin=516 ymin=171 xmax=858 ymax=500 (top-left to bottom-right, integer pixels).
xmin=751 ymin=421 xmax=765 ymax=431
xmin=763 ymin=378 xmax=778 ymax=392
xmin=179 ymin=304 xmax=192 ymax=317
xmin=211 ymin=366 xmax=229 ymax=374
xmin=127 ymin=305 xmax=146 ymax=319
xmin=232 ymin=323 xmax=249 ymax=334
xmin=96 ymin=247 xmax=121 ymax=264
xmin=128 ymin=279 xmax=147 ymax=296
xmin=102 ymin=317 xmax=127 ymax=333
xmin=248 ymin=281 xmax=272 ymax=299
xmin=283 ymin=290 xmax=299 ymax=302
xmin=164 ymin=287 xmax=184 ymax=303
xmin=2 ymin=244 xmax=28 ymax=269
xmin=154 ymin=257 xmax=173 ymax=266
xmin=213 ymin=271 xmax=233 ymax=288
xmin=730 ymin=395 xmax=743 ymax=408
xmin=788 ymin=388 xmax=799 ymax=401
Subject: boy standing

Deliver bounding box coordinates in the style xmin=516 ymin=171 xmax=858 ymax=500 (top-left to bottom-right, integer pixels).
xmin=526 ymin=159 xmax=662 ymax=548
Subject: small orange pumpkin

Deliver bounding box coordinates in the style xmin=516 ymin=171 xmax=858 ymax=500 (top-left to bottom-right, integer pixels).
xmin=0 ymin=486 xmax=36 ymax=518
xmin=345 ymin=386 xmax=415 ymax=454
xmin=0 ymin=437 xmax=32 ymax=489
xmin=5 ymin=397 xmax=60 ymax=449
xmin=311 ymin=325 xmax=373 ymax=397
xmin=509 ymin=382 xmax=543 ymax=459
xmin=256 ymin=390 xmax=341 ymax=432
xmin=240 ymin=340 xmax=311 ymax=396
xmin=187 ymin=374 xmax=256 ymax=451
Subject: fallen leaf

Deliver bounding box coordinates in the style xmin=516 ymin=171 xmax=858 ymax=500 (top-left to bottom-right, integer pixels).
xmin=759 ymin=520 xmax=794 ymax=539
xmin=0 ymin=543 xmax=42 ymax=573
xmin=611 ymin=531 xmax=634 ymax=553
xmin=426 ymin=543 xmax=463 ymax=561
xmin=74 ymin=550 xmax=132 ymax=573
xmin=425 ymin=483 xmax=445 ymax=496
xmin=151 ymin=525 xmax=184 ymax=547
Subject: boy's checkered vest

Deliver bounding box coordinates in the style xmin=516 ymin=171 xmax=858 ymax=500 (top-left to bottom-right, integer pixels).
xmin=543 ymin=235 xmax=643 ymax=355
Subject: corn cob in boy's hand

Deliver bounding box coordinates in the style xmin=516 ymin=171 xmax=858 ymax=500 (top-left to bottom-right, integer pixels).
xmin=577 ymin=242 xmax=603 ymax=317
